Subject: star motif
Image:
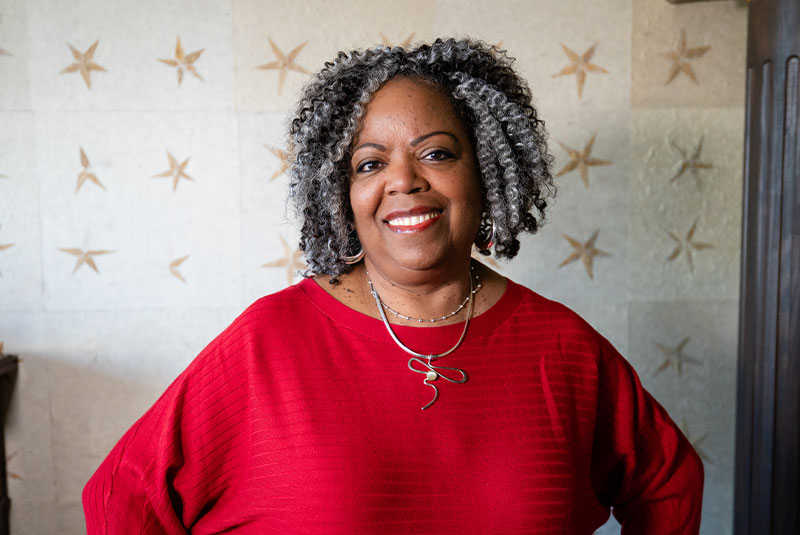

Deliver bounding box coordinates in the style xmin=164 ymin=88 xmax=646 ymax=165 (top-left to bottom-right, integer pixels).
xmin=666 ymin=219 xmax=713 ymax=272
xmin=60 ymin=40 xmax=106 ymax=89
xmin=153 ymin=151 xmax=193 ymax=192
xmin=5 ymin=452 xmax=21 ymax=480
xmin=265 ymin=145 xmax=290 ymax=181
xmin=59 ymin=247 xmax=114 ymax=274
xmin=654 ymin=336 xmax=701 ymax=378
xmin=169 ymin=254 xmax=190 ymax=282
xmin=555 ymin=133 xmax=612 ymax=188
xmin=256 ymin=38 xmax=310 ymax=93
xmin=380 ymin=32 xmax=414 ymax=49
xmin=158 ymin=37 xmax=204 ymax=86
xmin=661 ymin=29 xmax=710 ymax=85
xmin=262 ymin=235 xmax=307 ymax=285
xmin=680 ymin=419 xmax=712 ymax=463
xmin=0 ymin=242 xmax=13 ymax=277
xmin=552 ymin=43 xmax=609 ymax=99
xmin=669 ymin=136 xmax=712 ymax=185
xmin=76 ymin=147 xmax=105 ymax=193
xmin=558 ymin=229 xmax=611 ymax=280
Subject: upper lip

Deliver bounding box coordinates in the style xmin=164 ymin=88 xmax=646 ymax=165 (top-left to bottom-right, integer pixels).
xmin=383 ymin=206 xmax=442 ymax=223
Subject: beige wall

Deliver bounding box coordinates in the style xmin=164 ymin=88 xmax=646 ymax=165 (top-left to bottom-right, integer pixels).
xmin=0 ymin=0 xmax=747 ymax=533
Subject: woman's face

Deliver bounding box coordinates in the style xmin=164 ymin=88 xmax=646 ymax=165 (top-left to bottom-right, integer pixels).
xmin=348 ymin=78 xmax=482 ymax=278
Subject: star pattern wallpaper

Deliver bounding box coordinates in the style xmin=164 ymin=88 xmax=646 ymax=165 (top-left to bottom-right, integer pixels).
xmin=60 ymin=40 xmax=106 ymax=90
xmin=0 ymin=0 xmax=746 ymax=533
xmin=552 ymin=43 xmax=610 ymax=100
xmin=158 ymin=37 xmax=205 ymax=86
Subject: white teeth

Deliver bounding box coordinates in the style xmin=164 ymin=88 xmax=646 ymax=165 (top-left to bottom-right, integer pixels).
xmin=388 ymin=212 xmax=438 ymax=227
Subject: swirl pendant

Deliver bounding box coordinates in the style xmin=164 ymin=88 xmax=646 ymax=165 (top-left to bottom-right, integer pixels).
xmin=367 ymin=269 xmax=473 ymax=410
xmin=407 ymin=356 xmax=468 ymax=410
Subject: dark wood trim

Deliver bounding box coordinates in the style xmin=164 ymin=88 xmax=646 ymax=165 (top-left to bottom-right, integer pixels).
xmin=735 ymin=0 xmax=800 ymax=533
xmin=0 ymin=355 xmax=18 ymax=535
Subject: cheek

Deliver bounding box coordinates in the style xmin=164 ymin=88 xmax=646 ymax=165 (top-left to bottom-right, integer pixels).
xmin=349 ymin=183 xmax=379 ymax=228
xmin=464 ymin=174 xmax=484 ymax=220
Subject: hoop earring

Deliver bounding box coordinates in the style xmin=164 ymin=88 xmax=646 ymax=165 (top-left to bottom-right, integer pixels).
xmin=342 ymin=248 xmax=365 ymax=265
xmin=475 ymin=218 xmax=496 ymax=255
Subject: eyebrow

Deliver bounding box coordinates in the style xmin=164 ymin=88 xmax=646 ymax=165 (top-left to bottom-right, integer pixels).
xmin=351 ymin=131 xmax=460 ymax=155
xmin=352 ymin=142 xmax=387 ymax=153
xmin=411 ymin=131 xmax=459 ymax=146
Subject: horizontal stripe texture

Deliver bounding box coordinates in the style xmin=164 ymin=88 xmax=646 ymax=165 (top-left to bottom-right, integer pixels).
xmin=83 ymin=278 xmax=703 ymax=534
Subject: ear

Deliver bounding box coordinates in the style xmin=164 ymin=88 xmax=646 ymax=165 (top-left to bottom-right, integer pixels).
xmin=474 ymin=212 xmax=495 ymax=255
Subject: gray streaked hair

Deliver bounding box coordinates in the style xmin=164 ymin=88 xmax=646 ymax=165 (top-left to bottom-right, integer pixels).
xmin=287 ymin=37 xmax=555 ymax=281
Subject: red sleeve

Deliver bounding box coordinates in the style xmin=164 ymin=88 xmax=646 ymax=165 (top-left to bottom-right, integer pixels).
xmin=82 ymin=416 xmax=187 ymax=534
xmin=590 ymin=335 xmax=704 ymax=534
xmin=82 ymin=334 xmax=251 ymax=534
xmin=82 ymin=380 xmax=191 ymax=535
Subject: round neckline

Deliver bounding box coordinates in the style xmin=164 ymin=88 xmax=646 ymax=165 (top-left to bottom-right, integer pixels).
xmin=296 ymin=275 xmax=524 ymax=350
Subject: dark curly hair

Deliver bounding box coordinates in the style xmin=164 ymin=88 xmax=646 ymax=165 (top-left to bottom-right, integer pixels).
xmin=287 ymin=37 xmax=555 ymax=281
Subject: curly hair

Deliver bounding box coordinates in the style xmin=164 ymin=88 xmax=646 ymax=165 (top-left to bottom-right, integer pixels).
xmin=287 ymin=37 xmax=555 ymax=281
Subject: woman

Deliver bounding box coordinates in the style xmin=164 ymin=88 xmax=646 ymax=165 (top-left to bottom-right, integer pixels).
xmin=83 ymin=38 xmax=703 ymax=534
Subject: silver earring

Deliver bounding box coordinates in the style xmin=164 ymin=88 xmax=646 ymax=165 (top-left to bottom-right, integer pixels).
xmin=475 ymin=219 xmax=496 ymax=255
xmin=342 ymin=248 xmax=365 ymax=264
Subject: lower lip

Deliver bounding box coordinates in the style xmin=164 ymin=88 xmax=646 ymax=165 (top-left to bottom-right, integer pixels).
xmin=385 ymin=215 xmax=441 ymax=233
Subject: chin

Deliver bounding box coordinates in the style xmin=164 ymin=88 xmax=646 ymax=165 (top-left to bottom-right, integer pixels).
xmin=394 ymin=256 xmax=438 ymax=272
xmin=389 ymin=251 xmax=465 ymax=274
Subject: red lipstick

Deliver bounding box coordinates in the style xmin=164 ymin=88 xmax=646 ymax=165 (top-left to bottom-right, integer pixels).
xmin=384 ymin=207 xmax=442 ymax=233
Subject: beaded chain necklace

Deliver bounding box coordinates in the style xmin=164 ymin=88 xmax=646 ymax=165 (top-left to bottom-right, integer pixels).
xmin=366 ymin=267 xmax=474 ymax=410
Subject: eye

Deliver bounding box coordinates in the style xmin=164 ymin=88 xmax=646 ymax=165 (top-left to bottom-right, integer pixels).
xmin=422 ymin=149 xmax=455 ymax=162
xmin=355 ymin=160 xmax=383 ymax=173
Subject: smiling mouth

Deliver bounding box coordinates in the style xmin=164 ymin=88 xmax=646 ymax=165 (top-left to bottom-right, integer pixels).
xmin=385 ymin=211 xmax=441 ymax=231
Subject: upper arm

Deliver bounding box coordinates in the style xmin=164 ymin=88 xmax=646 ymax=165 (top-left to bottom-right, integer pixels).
xmin=590 ymin=336 xmax=704 ymax=534
xmin=82 ymin=418 xmax=188 ymax=535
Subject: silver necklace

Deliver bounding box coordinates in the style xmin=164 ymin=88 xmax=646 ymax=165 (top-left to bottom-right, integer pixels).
xmin=367 ymin=270 xmax=471 ymax=410
xmin=378 ymin=266 xmax=482 ymax=323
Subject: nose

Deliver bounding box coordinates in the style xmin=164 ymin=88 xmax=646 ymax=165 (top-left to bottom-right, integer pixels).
xmin=385 ymin=156 xmax=430 ymax=196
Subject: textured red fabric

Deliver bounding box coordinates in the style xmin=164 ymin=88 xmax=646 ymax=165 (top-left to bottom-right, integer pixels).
xmin=83 ymin=278 xmax=703 ymax=534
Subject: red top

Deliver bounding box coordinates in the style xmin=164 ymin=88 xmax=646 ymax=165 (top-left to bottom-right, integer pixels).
xmin=83 ymin=278 xmax=703 ymax=534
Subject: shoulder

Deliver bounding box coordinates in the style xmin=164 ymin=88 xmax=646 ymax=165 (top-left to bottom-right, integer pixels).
xmin=497 ymin=278 xmax=614 ymax=375
xmin=178 ymin=280 xmax=319 ymax=378
xmin=220 ymin=279 xmax=319 ymax=339
xmin=237 ymin=279 xmax=315 ymax=322
xmin=509 ymin=279 xmax=601 ymax=339
xmin=166 ymin=279 xmax=324 ymax=402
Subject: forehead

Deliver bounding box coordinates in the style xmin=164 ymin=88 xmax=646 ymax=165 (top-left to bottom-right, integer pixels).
xmin=354 ymin=78 xmax=467 ymax=139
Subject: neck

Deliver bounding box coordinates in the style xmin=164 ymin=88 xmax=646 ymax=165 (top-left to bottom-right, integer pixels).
xmin=360 ymin=259 xmax=474 ymax=326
